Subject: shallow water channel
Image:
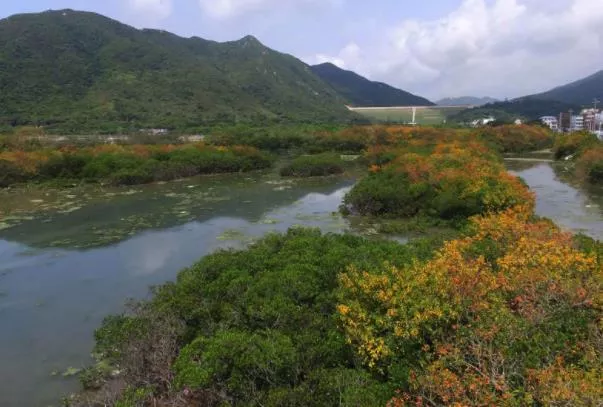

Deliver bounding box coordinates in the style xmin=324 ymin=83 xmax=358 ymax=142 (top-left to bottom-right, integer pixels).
xmin=0 ymin=161 xmax=602 ymax=406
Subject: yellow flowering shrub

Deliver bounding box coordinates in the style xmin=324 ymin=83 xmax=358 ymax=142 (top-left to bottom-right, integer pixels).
xmin=338 ymin=206 xmax=602 ymax=406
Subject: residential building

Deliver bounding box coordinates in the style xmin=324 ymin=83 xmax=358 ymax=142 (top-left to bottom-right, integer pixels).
xmin=540 ymin=116 xmax=559 ymax=131
xmin=559 ymin=112 xmax=571 ymax=132
xmin=571 ymin=115 xmax=584 ymax=131
xmin=581 ymin=108 xmax=599 ymax=132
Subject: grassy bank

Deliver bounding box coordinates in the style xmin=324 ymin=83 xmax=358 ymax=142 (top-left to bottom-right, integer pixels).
xmin=554 ymin=131 xmax=603 ymax=184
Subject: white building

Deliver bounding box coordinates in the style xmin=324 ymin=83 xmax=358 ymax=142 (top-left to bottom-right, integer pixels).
xmin=571 ymin=115 xmax=584 ymax=131
xmin=595 ymin=113 xmax=603 ymax=139
xmin=540 ymin=116 xmax=558 ymax=131
xmin=471 ymin=116 xmax=496 ymax=127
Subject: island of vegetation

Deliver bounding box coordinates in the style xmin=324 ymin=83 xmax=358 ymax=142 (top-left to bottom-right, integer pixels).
xmin=63 ymin=125 xmax=601 ymax=407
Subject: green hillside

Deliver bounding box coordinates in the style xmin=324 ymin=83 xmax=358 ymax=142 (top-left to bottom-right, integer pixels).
xmin=310 ymin=62 xmax=434 ymax=107
xmin=0 ymin=10 xmax=355 ymax=133
xmin=529 ymin=70 xmax=603 ymax=105
xmin=449 ymin=98 xmax=580 ymax=123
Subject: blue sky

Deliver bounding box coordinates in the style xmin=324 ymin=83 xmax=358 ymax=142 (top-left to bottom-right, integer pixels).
xmin=2 ymin=0 xmax=603 ymax=100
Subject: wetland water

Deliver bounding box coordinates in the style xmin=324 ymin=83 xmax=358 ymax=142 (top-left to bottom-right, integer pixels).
xmin=1 ymin=161 xmax=602 ymax=406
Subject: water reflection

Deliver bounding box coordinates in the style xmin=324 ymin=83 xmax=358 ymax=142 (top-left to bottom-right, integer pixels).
xmin=0 ymin=175 xmax=355 ymax=407
xmin=507 ymin=161 xmax=603 ymax=240
xmin=1 ymin=163 xmax=602 ymax=406
xmin=0 ymin=173 xmax=354 ymax=249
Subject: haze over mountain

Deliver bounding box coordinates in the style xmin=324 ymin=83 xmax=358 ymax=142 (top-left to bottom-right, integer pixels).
xmin=436 ymin=97 xmax=498 ymax=107
xmin=0 ymin=9 xmax=355 ymax=133
xmin=526 ymin=70 xmax=603 ymax=106
xmin=310 ymin=63 xmax=434 ymax=107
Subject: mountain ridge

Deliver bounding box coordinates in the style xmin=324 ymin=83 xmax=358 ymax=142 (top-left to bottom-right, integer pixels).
xmin=310 ymin=62 xmax=434 ymax=107
xmin=525 ymin=69 xmax=603 ymax=106
xmin=0 ymin=9 xmax=356 ymax=133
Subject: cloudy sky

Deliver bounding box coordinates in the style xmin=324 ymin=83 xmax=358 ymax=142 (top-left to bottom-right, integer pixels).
xmin=2 ymin=0 xmax=603 ymax=100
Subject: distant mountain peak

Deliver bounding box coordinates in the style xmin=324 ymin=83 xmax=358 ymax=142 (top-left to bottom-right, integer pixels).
xmin=314 ymin=62 xmax=340 ymax=68
xmin=236 ymin=35 xmax=263 ymax=47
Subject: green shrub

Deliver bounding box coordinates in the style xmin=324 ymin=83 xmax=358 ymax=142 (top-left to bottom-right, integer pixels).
xmin=0 ymin=159 xmax=30 ymax=187
xmin=280 ymin=153 xmax=345 ymax=177
xmin=553 ymin=131 xmax=599 ymax=159
xmin=88 ymin=229 xmax=442 ymax=405
xmin=342 ymin=170 xmax=427 ymax=217
xmin=0 ymin=144 xmax=273 ymax=187
xmin=174 ymin=330 xmax=297 ymax=399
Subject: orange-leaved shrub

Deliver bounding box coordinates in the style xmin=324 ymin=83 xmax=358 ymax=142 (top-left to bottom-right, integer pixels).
xmin=338 ymin=206 xmax=602 ymax=406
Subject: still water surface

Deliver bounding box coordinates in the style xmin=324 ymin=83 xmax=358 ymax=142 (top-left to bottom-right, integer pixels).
xmin=0 ymin=161 xmax=602 ymax=406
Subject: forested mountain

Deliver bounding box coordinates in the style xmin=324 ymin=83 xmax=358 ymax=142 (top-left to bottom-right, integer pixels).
xmin=0 ymin=10 xmax=355 ymax=133
xmin=310 ymin=62 xmax=434 ymax=107
xmin=447 ymin=69 xmax=603 ymax=123
xmin=449 ymin=98 xmax=580 ymax=123
xmin=528 ymin=70 xmax=603 ymax=105
xmin=436 ymin=96 xmax=498 ymax=106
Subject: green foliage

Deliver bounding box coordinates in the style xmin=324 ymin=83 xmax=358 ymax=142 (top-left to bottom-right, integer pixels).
xmin=554 ymin=132 xmax=603 ymax=185
xmin=474 ymin=125 xmax=553 ymax=153
xmin=0 ymin=10 xmax=355 ymax=133
xmin=311 ymin=62 xmax=433 ymax=107
xmin=0 ymin=144 xmax=273 ymax=187
xmin=553 ymin=131 xmax=599 ymax=159
xmin=89 ymin=229 xmax=443 ymax=405
xmin=343 ymin=132 xmax=534 ymax=222
xmin=174 ymin=330 xmax=297 ymax=400
xmin=0 ymin=159 xmax=28 ymax=187
xmin=266 ymin=368 xmax=392 ymax=406
xmin=114 ymin=386 xmax=153 ymax=407
xmin=343 ymin=170 xmax=427 ymax=217
xmin=207 ymin=124 xmax=369 ymax=154
xmin=280 ymin=153 xmax=344 ymax=177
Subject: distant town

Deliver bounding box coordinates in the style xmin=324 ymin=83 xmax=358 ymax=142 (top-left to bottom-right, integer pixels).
xmin=539 ymin=103 xmax=602 ymax=139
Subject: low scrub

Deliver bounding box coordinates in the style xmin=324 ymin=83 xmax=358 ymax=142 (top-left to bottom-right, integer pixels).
xmin=344 ymin=141 xmax=533 ymax=220
xmin=339 ymin=207 xmax=602 ymax=406
xmin=280 ymin=153 xmax=344 ymax=177
xmin=0 ymin=144 xmax=273 ymax=187
xmin=576 ymin=145 xmax=603 ymax=183
xmin=474 ymin=124 xmax=553 ymax=153
xmin=554 ymin=132 xmax=603 ymax=184
xmin=72 ymin=214 xmax=601 ymax=406
xmin=553 ymin=131 xmax=599 ymax=159
xmin=72 ymin=229 xmax=443 ymax=406
xmin=209 ymin=125 xmax=370 ymax=154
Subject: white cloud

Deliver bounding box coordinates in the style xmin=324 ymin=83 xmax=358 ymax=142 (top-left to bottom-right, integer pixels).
xmin=198 ymin=0 xmax=342 ymax=20
xmin=127 ymin=0 xmax=173 ymax=20
xmin=312 ymin=0 xmax=603 ymax=99
xmin=312 ymin=42 xmax=361 ymax=69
